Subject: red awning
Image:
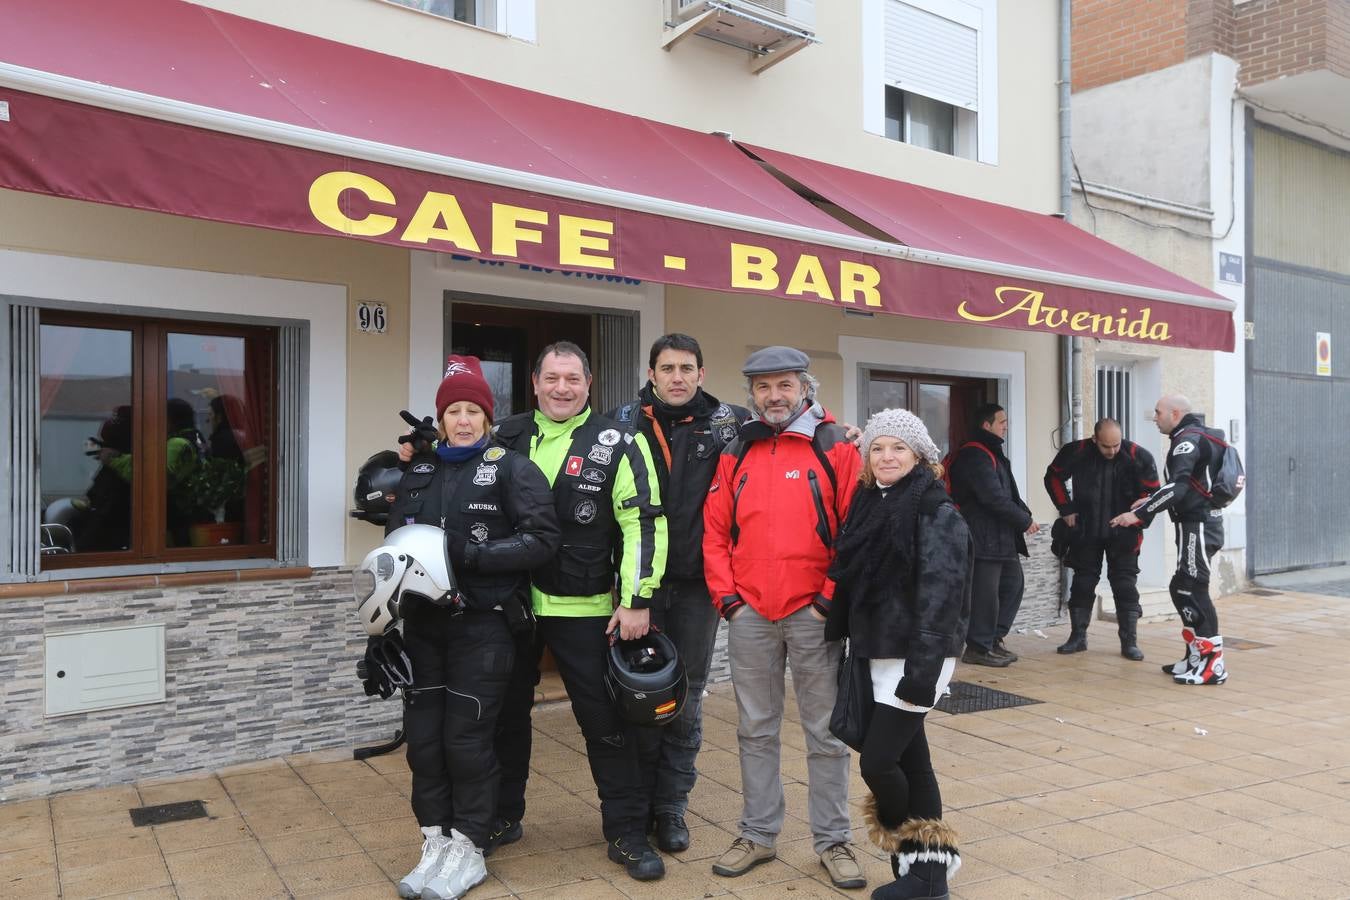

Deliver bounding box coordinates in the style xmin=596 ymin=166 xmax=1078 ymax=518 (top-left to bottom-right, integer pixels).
xmin=0 ymin=0 xmax=1234 ymax=351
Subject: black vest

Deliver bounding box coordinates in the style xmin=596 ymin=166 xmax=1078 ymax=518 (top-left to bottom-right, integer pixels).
xmin=494 ymin=411 xmax=626 ymax=597
xmin=385 ymin=445 xmax=526 ymax=612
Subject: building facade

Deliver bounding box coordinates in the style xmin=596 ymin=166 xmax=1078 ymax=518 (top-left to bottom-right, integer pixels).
xmin=0 ymin=0 xmax=1234 ymax=798
xmin=1072 ymin=0 xmax=1350 ymax=582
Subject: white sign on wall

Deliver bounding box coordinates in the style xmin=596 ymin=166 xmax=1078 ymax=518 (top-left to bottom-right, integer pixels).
xmin=1316 ymin=332 xmax=1331 ymax=377
xmin=356 ymin=301 xmax=387 ymax=334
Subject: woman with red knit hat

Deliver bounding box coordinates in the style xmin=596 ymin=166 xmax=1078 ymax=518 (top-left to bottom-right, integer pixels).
xmin=386 ymin=355 xmax=560 ymax=900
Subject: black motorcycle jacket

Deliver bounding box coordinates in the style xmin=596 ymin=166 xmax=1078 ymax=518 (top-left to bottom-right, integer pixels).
xmin=386 ymin=443 xmax=560 ymax=619
xmin=1044 ymin=438 xmax=1159 ymax=541
xmin=1137 ymin=413 xmax=1223 ymax=525
xmin=608 ymin=385 xmax=748 ymax=582
xmin=948 ymin=430 xmax=1032 ymax=560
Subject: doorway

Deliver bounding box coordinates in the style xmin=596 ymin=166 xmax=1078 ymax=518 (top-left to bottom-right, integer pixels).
xmin=860 ymin=369 xmax=996 ymax=458
xmin=448 ymin=301 xmax=592 ymax=419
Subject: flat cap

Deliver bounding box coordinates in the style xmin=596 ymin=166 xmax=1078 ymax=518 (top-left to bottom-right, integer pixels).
xmin=741 ymin=346 xmax=811 ymax=376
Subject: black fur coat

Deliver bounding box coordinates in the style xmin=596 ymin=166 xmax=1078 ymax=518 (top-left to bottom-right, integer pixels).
xmin=825 ymin=481 xmax=973 ymax=707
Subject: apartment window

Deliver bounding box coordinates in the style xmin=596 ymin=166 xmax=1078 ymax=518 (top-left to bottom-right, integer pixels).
xmin=1095 ymin=363 xmax=1134 ymax=441
xmin=885 ymin=87 xmax=956 ymax=155
xmin=385 ymin=0 xmax=497 ymax=30
xmin=867 ymin=0 xmax=997 ymax=163
xmin=36 ymin=312 xmax=276 ymax=568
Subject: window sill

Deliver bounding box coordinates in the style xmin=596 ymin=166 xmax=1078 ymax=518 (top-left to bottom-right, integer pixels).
xmin=0 ymin=567 xmax=314 ymax=599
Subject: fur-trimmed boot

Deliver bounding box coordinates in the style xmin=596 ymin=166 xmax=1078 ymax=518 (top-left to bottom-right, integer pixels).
xmin=871 ymin=817 xmax=960 ymax=900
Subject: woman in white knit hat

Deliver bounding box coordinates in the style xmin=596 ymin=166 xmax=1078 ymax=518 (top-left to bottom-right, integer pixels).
xmin=824 ymin=408 xmax=972 ymax=900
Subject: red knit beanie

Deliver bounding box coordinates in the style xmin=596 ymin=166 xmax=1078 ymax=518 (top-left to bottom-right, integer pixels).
xmin=435 ymin=355 xmax=494 ymax=422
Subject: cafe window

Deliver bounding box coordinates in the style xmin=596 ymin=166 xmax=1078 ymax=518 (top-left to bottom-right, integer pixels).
xmin=36 ymin=312 xmax=276 ymax=568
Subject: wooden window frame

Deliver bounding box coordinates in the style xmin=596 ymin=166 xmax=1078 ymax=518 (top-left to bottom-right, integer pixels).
xmin=39 ymin=310 xmax=278 ymax=570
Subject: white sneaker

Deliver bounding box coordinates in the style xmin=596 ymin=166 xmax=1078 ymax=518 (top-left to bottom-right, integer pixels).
xmin=422 ymin=828 xmax=487 ymax=900
xmin=399 ymin=827 xmax=451 ymax=899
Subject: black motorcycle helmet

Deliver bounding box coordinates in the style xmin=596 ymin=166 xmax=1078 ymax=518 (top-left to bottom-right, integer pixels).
xmin=605 ymin=630 xmax=688 ymax=726
xmin=351 ymin=451 xmax=404 ymax=526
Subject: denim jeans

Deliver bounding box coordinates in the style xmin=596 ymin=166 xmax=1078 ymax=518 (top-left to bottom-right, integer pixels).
xmin=634 ymin=577 xmax=720 ymax=817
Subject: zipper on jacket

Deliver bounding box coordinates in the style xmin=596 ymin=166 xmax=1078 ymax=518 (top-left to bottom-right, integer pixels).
xmin=807 ymin=470 xmax=832 ymax=550
xmin=730 ymin=472 xmax=749 ymax=547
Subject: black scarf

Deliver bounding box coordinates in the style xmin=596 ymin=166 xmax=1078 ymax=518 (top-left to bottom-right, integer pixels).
xmin=829 ymin=465 xmax=936 ymax=604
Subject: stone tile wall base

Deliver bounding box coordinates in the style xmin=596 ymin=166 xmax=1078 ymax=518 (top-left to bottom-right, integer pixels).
xmin=0 ymin=570 xmax=399 ymax=802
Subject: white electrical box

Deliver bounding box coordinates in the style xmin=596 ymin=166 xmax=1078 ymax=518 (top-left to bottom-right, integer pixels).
xmin=45 ymin=624 xmax=167 ymax=717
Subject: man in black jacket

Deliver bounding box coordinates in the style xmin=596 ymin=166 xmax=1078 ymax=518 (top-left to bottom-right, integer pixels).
xmin=1044 ymin=418 xmax=1159 ymax=660
xmin=948 ymin=404 xmax=1039 ymax=667
xmin=608 ymin=333 xmax=748 ymax=854
xmin=1111 ymin=395 xmax=1229 ymax=685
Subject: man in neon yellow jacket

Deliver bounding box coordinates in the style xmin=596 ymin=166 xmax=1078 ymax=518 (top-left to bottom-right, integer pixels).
xmin=488 ymin=340 xmax=669 ymax=882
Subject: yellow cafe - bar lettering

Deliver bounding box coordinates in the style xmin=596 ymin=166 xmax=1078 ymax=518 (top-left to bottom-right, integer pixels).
xmin=958 ymin=286 xmax=1172 ymax=342
xmin=308 ymin=171 xmax=886 ymax=305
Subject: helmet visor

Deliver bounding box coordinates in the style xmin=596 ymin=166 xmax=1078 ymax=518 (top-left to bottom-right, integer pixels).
xmin=352 ymin=568 xmax=377 ymax=604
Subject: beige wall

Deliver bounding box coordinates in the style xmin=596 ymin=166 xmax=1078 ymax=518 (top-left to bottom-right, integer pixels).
xmin=191 ymin=0 xmax=1061 ymax=211
xmin=1069 ymin=192 xmax=1216 ymax=424
xmin=666 ymin=285 xmax=1062 ymax=521
xmin=0 ymin=189 xmax=409 ymax=564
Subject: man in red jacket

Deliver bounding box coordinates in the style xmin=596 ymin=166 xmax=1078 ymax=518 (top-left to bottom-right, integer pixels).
xmin=703 ymin=346 xmax=865 ymax=890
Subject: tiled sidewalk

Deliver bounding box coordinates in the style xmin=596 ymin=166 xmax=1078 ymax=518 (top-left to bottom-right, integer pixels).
xmin=4 ymin=588 xmax=1350 ymax=899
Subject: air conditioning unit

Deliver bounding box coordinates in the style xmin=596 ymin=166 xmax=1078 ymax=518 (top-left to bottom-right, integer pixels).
xmin=666 ymin=0 xmax=818 ymax=72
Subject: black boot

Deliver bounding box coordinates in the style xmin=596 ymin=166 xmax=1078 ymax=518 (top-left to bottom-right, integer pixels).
xmin=871 ymin=860 xmax=948 ymax=900
xmin=654 ymin=813 xmax=690 ymax=852
xmin=1118 ymin=611 xmax=1144 ymax=661
xmin=1056 ymin=607 xmax=1090 ymax=654
xmin=869 ymin=819 xmax=958 ymax=900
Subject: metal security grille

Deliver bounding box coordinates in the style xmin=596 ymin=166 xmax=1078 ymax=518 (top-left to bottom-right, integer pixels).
xmin=1249 ymin=261 xmax=1350 ymax=573
xmin=934 ymin=681 xmax=1041 ymax=715
xmin=594 ymin=313 xmax=638 ymax=415
xmin=1095 ymin=364 xmax=1133 ymax=441
xmin=275 ymin=324 xmax=307 ymax=565
xmin=5 ymin=304 xmax=40 ymax=579
xmin=129 ymin=800 xmax=209 ymax=827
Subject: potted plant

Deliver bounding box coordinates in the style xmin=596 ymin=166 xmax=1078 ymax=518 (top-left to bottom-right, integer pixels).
xmin=187 ymin=457 xmax=246 ymax=546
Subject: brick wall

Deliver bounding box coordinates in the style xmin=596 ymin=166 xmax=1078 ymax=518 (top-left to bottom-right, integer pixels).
xmin=0 ymin=571 xmax=399 ymax=801
xmin=1232 ymin=0 xmax=1333 ymax=86
xmin=1073 ymin=0 xmax=1190 ymax=91
xmin=1075 ymin=0 xmax=1347 ymax=91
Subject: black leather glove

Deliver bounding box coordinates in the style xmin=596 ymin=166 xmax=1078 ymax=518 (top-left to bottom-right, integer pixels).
xmin=397 ymin=410 xmax=439 ymax=453
xmin=359 ymin=631 xmax=414 ymax=699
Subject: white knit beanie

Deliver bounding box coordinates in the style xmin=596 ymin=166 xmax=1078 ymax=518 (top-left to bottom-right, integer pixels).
xmin=860 ymin=408 xmax=941 ymax=464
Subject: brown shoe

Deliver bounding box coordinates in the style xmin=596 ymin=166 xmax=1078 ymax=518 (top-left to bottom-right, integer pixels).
xmin=820 ymin=842 xmax=867 ymax=889
xmin=711 ymin=836 xmax=775 ymax=877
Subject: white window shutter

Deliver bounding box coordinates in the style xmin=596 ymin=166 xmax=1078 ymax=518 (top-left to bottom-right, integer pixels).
xmin=884 ymin=0 xmax=979 ymax=111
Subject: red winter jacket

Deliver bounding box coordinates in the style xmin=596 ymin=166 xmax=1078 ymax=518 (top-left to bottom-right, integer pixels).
xmin=703 ymin=403 xmax=861 ymax=622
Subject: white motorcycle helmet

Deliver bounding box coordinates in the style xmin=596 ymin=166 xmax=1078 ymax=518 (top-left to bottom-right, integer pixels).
xmin=352 ymin=524 xmax=458 ymax=635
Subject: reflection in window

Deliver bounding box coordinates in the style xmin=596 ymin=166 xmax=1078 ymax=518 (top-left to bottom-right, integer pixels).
xmin=867 ymin=375 xmax=909 ymax=419
xmin=918 ymin=383 xmax=952 ymax=457
xmin=384 ymin=0 xmax=494 ymax=29
xmin=167 ymin=333 xmax=271 ymax=548
xmin=39 ymin=324 xmax=135 ymax=555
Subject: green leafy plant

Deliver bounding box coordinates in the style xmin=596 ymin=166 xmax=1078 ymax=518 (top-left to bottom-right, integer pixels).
xmin=188 ymin=457 xmax=245 ymax=523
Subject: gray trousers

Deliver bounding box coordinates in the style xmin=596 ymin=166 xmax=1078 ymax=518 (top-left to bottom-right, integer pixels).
xmin=728 ymin=604 xmax=851 ymax=854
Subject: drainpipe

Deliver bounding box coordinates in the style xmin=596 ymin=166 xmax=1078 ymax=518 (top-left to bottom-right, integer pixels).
xmin=1057 ymin=0 xmax=1081 ymax=612
xmin=1059 ymin=0 xmax=1081 ymax=445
